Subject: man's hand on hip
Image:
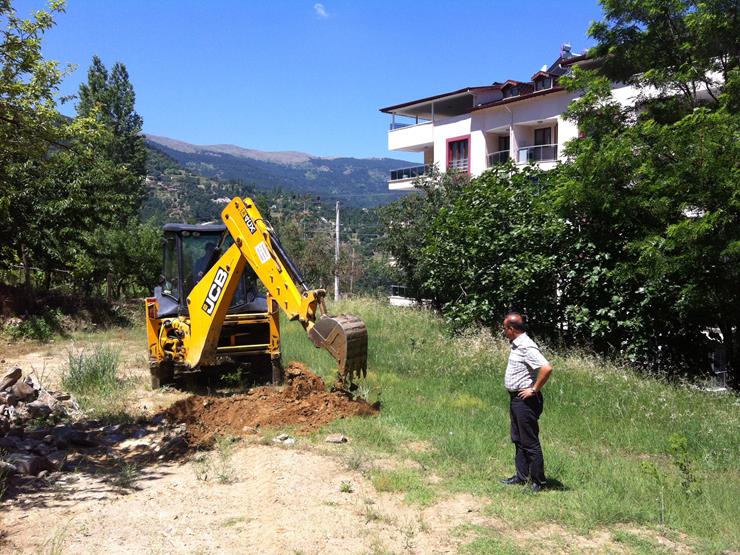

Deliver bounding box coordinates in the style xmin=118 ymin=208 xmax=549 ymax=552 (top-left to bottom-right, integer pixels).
xmin=517 ymin=387 xmax=537 ymax=399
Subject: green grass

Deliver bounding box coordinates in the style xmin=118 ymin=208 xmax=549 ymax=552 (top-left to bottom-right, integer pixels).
xmin=370 ymin=467 xmax=436 ymax=505
xmin=454 ymin=524 xmax=528 ymax=555
xmin=60 ymin=345 xmax=134 ymax=419
xmin=281 ymin=298 xmax=740 ymax=552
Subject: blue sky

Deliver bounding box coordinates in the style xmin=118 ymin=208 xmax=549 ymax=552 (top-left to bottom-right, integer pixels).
xmin=18 ymin=0 xmax=604 ymax=161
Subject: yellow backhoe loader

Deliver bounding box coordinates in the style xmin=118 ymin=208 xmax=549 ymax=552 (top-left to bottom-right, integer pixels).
xmin=144 ymin=197 xmax=368 ymax=389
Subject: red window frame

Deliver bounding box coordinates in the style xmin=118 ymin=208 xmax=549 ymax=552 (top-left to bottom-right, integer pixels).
xmin=446 ymin=134 xmax=470 ymax=173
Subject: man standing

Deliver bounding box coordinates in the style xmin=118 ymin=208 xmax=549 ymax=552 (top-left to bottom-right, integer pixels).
xmin=500 ymin=312 xmax=552 ymax=492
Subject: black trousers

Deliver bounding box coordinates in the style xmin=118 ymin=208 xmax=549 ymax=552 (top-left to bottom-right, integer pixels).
xmin=509 ymin=391 xmax=546 ymax=484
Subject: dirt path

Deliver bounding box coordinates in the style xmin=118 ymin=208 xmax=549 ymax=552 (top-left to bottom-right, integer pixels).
xmin=2 ymin=441 xmax=495 ymax=554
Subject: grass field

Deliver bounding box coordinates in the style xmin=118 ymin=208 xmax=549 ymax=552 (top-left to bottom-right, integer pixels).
xmin=281 ymin=298 xmax=739 ymax=554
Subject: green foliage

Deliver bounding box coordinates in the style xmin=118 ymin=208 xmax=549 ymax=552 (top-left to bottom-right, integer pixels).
xmin=668 ymin=433 xmax=698 ymax=495
xmin=588 ymin=0 xmax=738 ymax=108
xmin=0 ymin=3 xmax=153 ymax=296
xmin=71 ymin=219 xmax=160 ymax=296
xmin=273 ymin=215 xmax=335 ymax=289
xmin=61 ymin=345 xmax=132 ymax=417
xmin=3 ymin=307 xmax=61 ymax=341
xmin=0 ymin=0 xmax=71 ymax=274
xmin=554 ymin=1 xmax=740 ymax=379
xmin=76 ymin=55 xmax=146 ymax=218
xmin=381 ymin=167 xmax=469 ymax=300
xmin=422 ymin=164 xmax=565 ymax=332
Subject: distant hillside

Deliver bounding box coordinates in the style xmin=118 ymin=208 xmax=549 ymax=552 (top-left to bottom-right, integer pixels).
xmin=145 ymin=134 xmax=412 ymax=207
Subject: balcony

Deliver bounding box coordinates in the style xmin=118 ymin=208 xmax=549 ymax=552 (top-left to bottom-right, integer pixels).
xmin=389 ymin=164 xmax=433 ymax=182
xmin=516 ymin=144 xmax=558 ymax=164
xmin=487 ymin=150 xmax=510 ymax=166
xmin=388 ymin=120 xmax=433 ymax=152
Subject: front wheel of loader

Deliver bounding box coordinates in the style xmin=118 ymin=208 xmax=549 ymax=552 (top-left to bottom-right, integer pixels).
xmin=150 ymin=361 xmax=174 ymax=390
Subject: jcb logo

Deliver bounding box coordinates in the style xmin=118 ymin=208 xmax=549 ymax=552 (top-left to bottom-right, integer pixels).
xmin=202 ymin=267 xmax=228 ymax=315
xmin=237 ymin=203 xmax=257 ymax=234
xmin=244 ymin=214 xmax=257 ymax=234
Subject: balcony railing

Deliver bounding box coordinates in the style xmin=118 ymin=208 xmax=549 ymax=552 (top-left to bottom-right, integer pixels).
xmin=517 ymin=144 xmax=558 ymax=163
xmin=389 ymin=164 xmax=433 ymax=182
xmin=448 ymin=159 xmax=469 ymax=172
xmin=389 ymin=120 xmax=430 ymax=130
xmin=487 ymin=150 xmax=510 ymax=166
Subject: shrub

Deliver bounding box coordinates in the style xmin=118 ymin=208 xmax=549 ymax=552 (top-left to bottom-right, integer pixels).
xmin=4 ymin=309 xmax=62 ymax=342
xmin=60 ymin=346 xmax=132 ymax=418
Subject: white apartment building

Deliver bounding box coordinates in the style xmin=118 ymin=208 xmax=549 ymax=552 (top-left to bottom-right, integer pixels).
xmin=380 ymin=45 xmax=593 ymax=190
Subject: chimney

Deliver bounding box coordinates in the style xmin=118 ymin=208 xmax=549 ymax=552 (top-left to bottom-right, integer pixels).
xmin=560 ymin=43 xmax=572 ymax=59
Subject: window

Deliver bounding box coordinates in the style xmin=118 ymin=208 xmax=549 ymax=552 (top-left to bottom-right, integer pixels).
xmin=535 ymin=77 xmax=553 ymax=91
xmin=447 ymin=137 xmax=469 ymax=172
xmin=534 ymin=127 xmax=552 ymax=146
xmin=503 ymin=86 xmax=519 ymax=99
xmin=162 ymin=234 xmax=179 ymax=300
xmin=498 ymin=135 xmax=510 ymax=152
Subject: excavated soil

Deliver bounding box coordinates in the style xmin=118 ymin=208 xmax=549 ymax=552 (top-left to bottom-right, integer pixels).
xmin=165 ymin=363 xmax=378 ymax=444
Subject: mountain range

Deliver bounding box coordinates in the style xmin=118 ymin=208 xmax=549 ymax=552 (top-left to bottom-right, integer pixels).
xmin=145 ymin=134 xmax=413 ymax=207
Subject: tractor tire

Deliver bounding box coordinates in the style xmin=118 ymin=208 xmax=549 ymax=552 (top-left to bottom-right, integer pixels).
xmin=150 ymin=361 xmax=174 ymax=390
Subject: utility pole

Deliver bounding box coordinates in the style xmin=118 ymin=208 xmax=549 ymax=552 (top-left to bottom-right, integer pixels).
xmin=350 ymin=246 xmax=355 ymax=295
xmin=334 ymin=200 xmax=340 ymax=302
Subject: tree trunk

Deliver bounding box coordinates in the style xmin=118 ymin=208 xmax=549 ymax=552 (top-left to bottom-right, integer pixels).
xmin=107 ymin=272 xmax=114 ymax=303
xmin=19 ymin=244 xmax=32 ymax=291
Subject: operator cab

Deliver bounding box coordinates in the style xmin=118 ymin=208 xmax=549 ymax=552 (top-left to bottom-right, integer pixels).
xmin=155 ymin=223 xmax=267 ymax=318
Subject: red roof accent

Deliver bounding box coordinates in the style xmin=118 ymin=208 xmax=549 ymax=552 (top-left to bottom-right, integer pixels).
xmin=501 ymin=80 xmax=528 ymax=88
xmin=531 ymin=71 xmax=557 ymax=80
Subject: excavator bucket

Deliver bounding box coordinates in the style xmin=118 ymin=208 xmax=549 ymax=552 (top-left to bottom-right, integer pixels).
xmin=308 ymin=314 xmax=368 ymax=386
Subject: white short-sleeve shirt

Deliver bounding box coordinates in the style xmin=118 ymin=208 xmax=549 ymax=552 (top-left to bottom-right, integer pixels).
xmin=504 ymin=333 xmax=549 ymax=391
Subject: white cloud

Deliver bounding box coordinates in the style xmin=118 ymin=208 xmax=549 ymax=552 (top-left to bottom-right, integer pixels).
xmin=313 ymin=3 xmax=328 ymax=18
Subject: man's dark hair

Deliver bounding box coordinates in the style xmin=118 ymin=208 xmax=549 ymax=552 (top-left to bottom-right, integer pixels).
xmin=504 ymin=312 xmax=526 ymax=331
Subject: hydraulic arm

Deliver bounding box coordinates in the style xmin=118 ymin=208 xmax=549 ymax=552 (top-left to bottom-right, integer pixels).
xmin=179 ymin=197 xmax=367 ymax=386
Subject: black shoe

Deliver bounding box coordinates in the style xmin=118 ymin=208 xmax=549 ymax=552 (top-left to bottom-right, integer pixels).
xmin=531 ymin=482 xmax=546 ymax=493
xmin=500 ymin=475 xmax=526 ymax=485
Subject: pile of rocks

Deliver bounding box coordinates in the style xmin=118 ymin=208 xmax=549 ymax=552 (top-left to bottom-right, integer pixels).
xmin=0 ymin=367 xmax=81 ymax=434
xmin=0 ymin=367 xmax=192 ymax=491
xmin=0 ymin=367 xmax=85 ymax=479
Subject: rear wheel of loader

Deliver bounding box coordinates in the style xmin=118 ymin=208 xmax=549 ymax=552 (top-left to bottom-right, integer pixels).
xmin=150 ymin=361 xmax=174 ymax=390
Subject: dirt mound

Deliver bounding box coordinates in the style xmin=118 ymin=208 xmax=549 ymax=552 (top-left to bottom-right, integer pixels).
xmin=165 ymin=362 xmax=378 ymax=444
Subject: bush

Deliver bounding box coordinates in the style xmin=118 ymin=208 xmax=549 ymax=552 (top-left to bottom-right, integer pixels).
xmin=61 ymin=346 xmax=132 ymax=418
xmin=3 ymin=309 xmax=62 ymax=342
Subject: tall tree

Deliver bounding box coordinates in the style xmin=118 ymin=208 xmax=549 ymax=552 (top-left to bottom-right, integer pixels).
xmin=76 ymin=55 xmax=146 ymax=221
xmin=557 ymin=0 xmax=740 ymax=383
xmin=589 ymin=0 xmax=740 ymax=108
xmin=0 ymin=0 xmax=69 ymax=284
